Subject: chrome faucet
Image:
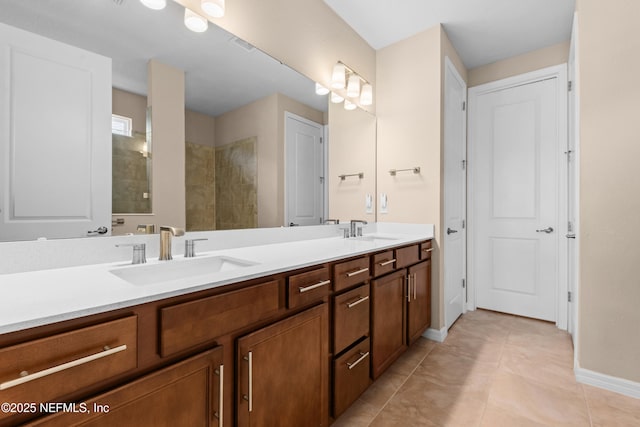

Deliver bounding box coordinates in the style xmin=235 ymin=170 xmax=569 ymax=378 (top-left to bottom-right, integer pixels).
xmin=349 ymin=220 xmax=368 ymax=238
xmin=159 ymin=226 xmax=185 ymax=260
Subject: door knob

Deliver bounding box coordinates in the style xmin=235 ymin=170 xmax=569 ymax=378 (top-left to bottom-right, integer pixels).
xmin=447 ymin=227 xmax=458 ymax=235
xmin=536 ymin=227 xmax=554 ymax=234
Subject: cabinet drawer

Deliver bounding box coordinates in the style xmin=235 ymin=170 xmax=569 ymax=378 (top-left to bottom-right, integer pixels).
xmin=288 ymin=266 xmax=331 ymax=309
xmin=372 ymin=250 xmax=396 ymax=277
xmin=333 ymin=284 xmax=369 ymax=355
xmin=160 ymin=280 xmax=283 ymax=357
xmin=0 ymin=316 xmax=137 ymax=417
xmin=333 ymin=256 xmax=370 ymax=292
xmin=395 ymin=244 xmax=419 ymax=268
xmin=333 ymin=337 xmax=371 ymax=418
xmin=420 ymin=240 xmax=433 ymax=260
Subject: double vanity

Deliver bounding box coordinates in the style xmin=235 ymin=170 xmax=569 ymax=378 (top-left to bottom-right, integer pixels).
xmin=0 ymin=223 xmax=433 ymax=426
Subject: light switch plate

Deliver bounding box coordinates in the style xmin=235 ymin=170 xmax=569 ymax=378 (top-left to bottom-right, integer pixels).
xmin=380 ymin=193 xmax=388 ymax=214
xmin=365 ymin=194 xmax=373 ymax=213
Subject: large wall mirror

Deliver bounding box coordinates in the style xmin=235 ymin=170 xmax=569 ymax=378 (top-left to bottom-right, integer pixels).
xmin=0 ymin=0 xmax=376 ymax=241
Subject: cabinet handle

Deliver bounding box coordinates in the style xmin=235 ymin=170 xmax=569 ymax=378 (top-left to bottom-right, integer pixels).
xmin=413 ymin=273 xmax=417 ymax=300
xmin=347 ymin=295 xmax=369 ymax=308
xmin=346 ymin=267 xmax=369 ymax=277
xmin=214 ymin=364 xmax=224 ymax=426
xmin=243 ymin=352 xmax=253 ymax=413
xmin=0 ymin=344 xmax=127 ymax=391
xmin=299 ymin=279 xmax=331 ymax=293
xmin=423 ymin=248 xmax=433 ymax=253
xmin=346 ymin=351 xmax=370 ymax=370
xmin=406 ymin=275 xmax=411 ymax=303
xmin=378 ymin=258 xmax=396 ymax=267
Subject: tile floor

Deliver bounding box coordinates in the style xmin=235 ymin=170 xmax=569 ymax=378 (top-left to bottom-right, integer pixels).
xmin=333 ymin=309 xmax=640 ymax=426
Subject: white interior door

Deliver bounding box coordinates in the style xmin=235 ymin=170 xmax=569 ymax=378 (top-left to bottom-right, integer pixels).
xmin=469 ymin=68 xmax=566 ymax=323
xmin=444 ymin=57 xmax=467 ymax=329
xmin=0 ymin=24 xmax=111 ymax=241
xmin=285 ymin=112 xmax=324 ymax=226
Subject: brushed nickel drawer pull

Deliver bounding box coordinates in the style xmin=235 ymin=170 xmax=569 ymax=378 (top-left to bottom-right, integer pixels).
xmin=347 ymin=351 xmax=370 ymax=370
xmin=299 ymin=279 xmax=331 ymax=293
xmin=347 ymin=295 xmax=369 ymax=308
xmin=214 ymin=364 xmax=224 ymax=426
xmin=346 ymin=267 xmax=369 ymax=277
xmin=423 ymin=248 xmax=433 ymax=252
xmin=243 ymin=352 xmax=253 ymax=413
xmin=406 ymin=275 xmax=412 ymax=302
xmin=0 ymin=344 xmax=127 ymax=391
xmin=378 ymin=259 xmax=396 ymax=267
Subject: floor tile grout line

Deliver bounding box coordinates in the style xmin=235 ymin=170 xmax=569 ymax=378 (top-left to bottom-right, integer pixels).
xmin=365 ymin=344 xmax=437 ymax=426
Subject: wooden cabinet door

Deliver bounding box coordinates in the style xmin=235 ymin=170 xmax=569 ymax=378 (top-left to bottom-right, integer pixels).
xmin=407 ymin=260 xmax=432 ymax=345
xmin=371 ymin=270 xmax=407 ymax=379
xmin=237 ymin=304 xmax=328 ymax=427
xmin=28 ymin=347 xmax=224 ymax=427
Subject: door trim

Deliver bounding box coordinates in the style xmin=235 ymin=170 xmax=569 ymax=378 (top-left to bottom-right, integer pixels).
xmin=467 ymin=64 xmax=569 ymax=330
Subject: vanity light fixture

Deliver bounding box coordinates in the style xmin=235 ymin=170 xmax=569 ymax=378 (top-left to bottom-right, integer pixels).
xmin=331 ymin=92 xmax=344 ymax=103
xmin=140 ymin=0 xmax=166 ymax=10
xmin=346 ymin=75 xmax=361 ymax=98
xmin=315 ymin=83 xmax=330 ymax=96
xmin=344 ymin=99 xmax=357 ymax=111
xmin=201 ymin=0 xmax=225 ymax=18
xmin=331 ymin=63 xmax=346 ymax=89
xmin=184 ymin=8 xmax=208 ymax=32
xmin=360 ymin=83 xmax=373 ymax=106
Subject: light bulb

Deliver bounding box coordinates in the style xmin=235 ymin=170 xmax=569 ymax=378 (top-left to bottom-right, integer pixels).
xmin=140 ymin=0 xmax=166 ymax=10
xmin=331 ymin=63 xmax=346 ymax=89
xmin=347 ymin=75 xmax=361 ymax=98
xmin=331 ymin=92 xmax=344 ymax=103
xmin=360 ymin=83 xmax=373 ymax=106
xmin=201 ymin=0 xmax=225 ymax=18
xmin=184 ymin=8 xmax=208 ymax=33
xmin=315 ymin=83 xmax=329 ymax=96
xmin=344 ymin=99 xmax=357 ymax=111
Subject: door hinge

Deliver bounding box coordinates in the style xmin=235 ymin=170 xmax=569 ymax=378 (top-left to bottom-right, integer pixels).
xmin=462 ymin=101 xmax=466 ymax=111
xmin=568 ymin=291 xmax=572 ymax=302
xmin=319 ymin=176 xmax=324 ymax=184
xmin=319 ymin=137 xmax=323 ymax=144
xmin=461 ymin=159 xmax=466 ymax=170
xmin=568 ymin=81 xmax=573 ymax=92
xmin=568 ymin=221 xmax=573 ymax=233
xmin=462 ymin=219 xmax=466 ymax=229
xmin=462 ymin=279 xmax=466 ymax=289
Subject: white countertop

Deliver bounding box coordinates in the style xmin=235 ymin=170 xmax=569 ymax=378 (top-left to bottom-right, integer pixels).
xmin=0 ymin=225 xmax=433 ymax=334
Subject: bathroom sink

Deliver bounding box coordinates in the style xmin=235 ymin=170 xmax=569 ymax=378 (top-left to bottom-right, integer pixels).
xmin=109 ymin=255 xmax=257 ymax=286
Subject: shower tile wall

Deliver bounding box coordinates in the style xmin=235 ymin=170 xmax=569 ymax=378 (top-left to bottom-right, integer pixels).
xmin=112 ymin=133 xmax=151 ymax=214
xmin=215 ymin=137 xmax=258 ymax=230
xmin=185 ymin=142 xmax=215 ymax=231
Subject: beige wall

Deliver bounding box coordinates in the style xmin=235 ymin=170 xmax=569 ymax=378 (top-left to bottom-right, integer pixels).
xmin=174 ymin=0 xmax=376 ymax=112
xmin=377 ymin=25 xmax=445 ymax=329
xmin=147 ymin=59 xmax=186 ymax=230
xmin=185 ymin=109 xmax=215 ymax=147
xmin=577 ymin=0 xmax=640 ymax=383
xmin=327 ymin=102 xmax=376 ymax=223
xmin=215 ymin=93 xmax=324 ymax=227
xmin=112 ymin=89 xmax=147 ymax=134
xmin=468 ymin=41 xmax=570 ymax=87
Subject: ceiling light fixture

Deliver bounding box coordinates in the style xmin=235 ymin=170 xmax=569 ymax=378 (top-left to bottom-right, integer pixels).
xmin=201 ymin=0 xmax=225 ymax=18
xmin=140 ymin=0 xmax=166 ymax=10
xmin=315 ymin=83 xmax=330 ymax=96
xmin=344 ymin=99 xmax=357 ymax=111
xmin=184 ymin=8 xmax=208 ymax=32
xmin=331 ymin=92 xmax=344 ymax=104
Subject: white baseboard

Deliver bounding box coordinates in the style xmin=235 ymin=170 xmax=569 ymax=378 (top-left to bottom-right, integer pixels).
xmin=575 ymin=366 xmax=640 ymax=399
xmin=423 ymin=327 xmax=448 ymax=343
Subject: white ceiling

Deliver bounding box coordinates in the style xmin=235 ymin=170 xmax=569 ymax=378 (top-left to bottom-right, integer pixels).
xmin=323 ymin=0 xmax=576 ymax=69
xmin=0 ymin=0 xmax=328 ymax=117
